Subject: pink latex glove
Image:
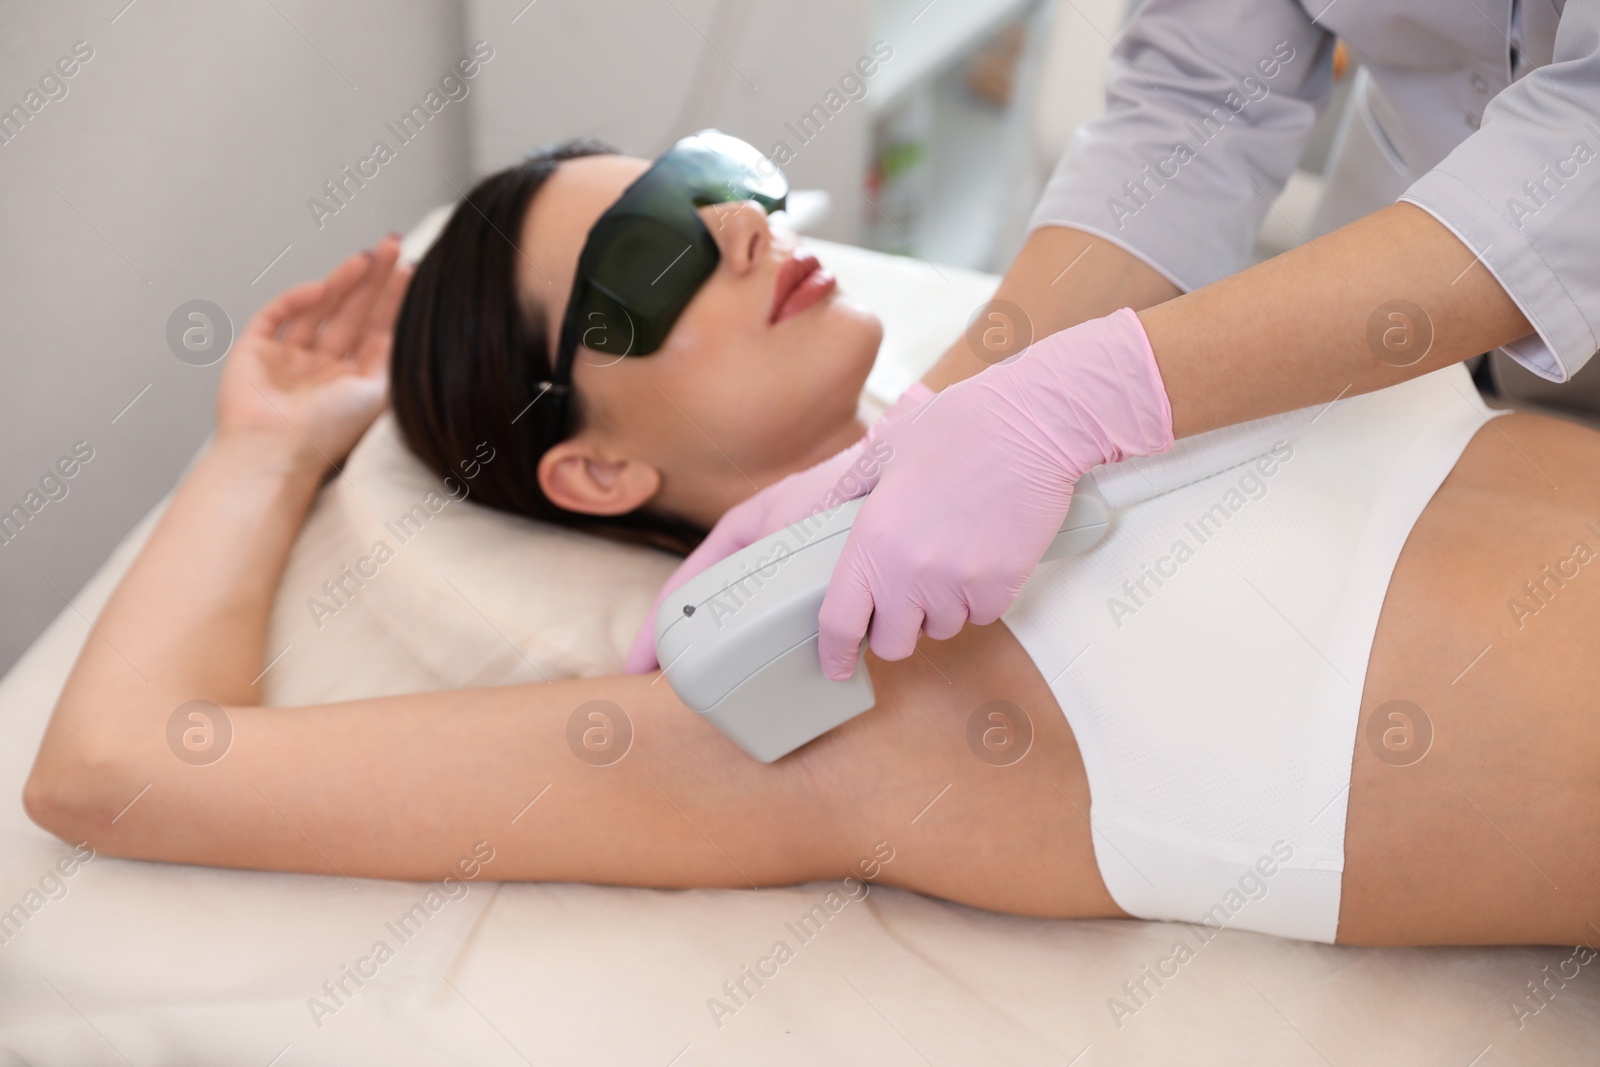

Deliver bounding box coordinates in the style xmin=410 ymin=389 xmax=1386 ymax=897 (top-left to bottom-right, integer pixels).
xmin=818 ymin=307 xmax=1175 ymax=679
xmin=624 ymin=381 xmax=936 ymax=673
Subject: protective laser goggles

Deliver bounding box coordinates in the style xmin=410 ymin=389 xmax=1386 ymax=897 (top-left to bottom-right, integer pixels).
xmin=541 ymin=129 xmax=788 ymax=431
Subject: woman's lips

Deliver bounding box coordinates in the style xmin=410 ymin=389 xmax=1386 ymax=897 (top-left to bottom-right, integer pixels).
xmin=769 ymin=254 xmax=836 ymax=325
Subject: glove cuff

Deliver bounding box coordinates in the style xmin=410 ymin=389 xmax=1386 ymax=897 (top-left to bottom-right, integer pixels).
xmin=1007 ymin=307 xmax=1176 ymax=471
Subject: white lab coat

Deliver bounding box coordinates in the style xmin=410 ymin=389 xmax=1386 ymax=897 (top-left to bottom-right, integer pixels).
xmin=1029 ymin=0 xmax=1599 ymax=380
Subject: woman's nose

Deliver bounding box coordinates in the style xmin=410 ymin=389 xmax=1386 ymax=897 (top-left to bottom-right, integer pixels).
xmin=698 ymin=200 xmax=769 ymax=275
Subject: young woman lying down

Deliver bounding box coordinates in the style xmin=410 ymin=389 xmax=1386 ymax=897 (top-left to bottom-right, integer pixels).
xmin=26 ymin=135 xmax=1600 ymax=948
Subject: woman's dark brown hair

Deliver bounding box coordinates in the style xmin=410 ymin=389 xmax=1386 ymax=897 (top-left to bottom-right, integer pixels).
xmin=390 ymin=139 xmax=707 ymax=556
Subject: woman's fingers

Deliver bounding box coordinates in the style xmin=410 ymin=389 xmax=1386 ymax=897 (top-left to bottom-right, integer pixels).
xmin=241 ymin=279 xmax=327 ymax=343
xmin=365 ymin=246 xmax=411 ymax=335
xmin=280 ymin=249 xmax=376 ymax=348
xmin=318 ymin=236 xmax=402 ymax=359
xmin=354 ymin=254 xmax=412 ymax=375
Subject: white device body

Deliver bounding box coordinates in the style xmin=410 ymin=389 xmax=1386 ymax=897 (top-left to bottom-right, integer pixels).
xmin=654 ymin=484 xmax=1109 ymax=762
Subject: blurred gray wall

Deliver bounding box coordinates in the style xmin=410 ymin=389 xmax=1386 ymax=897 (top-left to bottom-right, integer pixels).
xmin=0 ymin=0 xmax=470 ymax=675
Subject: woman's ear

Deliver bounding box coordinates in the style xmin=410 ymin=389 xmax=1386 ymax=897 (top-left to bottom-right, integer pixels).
xmin=538 ymin=436 xmax=661 ymax=516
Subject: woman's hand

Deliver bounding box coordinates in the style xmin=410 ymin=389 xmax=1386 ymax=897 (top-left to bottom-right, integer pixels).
xmin=215 ymin=236 xmax=412 ymax=472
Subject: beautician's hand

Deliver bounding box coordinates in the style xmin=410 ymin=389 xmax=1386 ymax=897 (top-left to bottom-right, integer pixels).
xmin=216 ymin=236 xmax=411 ymax=471
xmin=624 ymin=382 xmax=934 ymax=673
xmin=817 ymin=309 xmax=1175 ymax=679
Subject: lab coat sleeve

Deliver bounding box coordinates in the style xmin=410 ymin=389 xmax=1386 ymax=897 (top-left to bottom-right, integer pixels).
xmin=1399 ymin=0 xmax=1600 ymax=381
xmin=1027 ymin=0 xmax=1336 ymax=292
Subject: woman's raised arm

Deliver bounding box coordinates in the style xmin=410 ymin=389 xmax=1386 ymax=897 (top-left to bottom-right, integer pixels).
xmin=22 ymin=239 xmax=843 ymax=887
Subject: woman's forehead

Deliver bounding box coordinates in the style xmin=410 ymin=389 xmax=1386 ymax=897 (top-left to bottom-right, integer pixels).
xmin=519 ymin=154 xmax=652 ymax=345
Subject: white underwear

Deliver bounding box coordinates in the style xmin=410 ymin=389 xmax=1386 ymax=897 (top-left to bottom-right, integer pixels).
xmin=1003 ymin=366 xmax=1503 ymax=943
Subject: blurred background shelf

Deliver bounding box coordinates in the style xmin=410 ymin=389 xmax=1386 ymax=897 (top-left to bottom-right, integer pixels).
xmin=869 ymin=0 xmax=1040 ymax=116
xmin=864 ymin=0 xmax=1053 ymax=271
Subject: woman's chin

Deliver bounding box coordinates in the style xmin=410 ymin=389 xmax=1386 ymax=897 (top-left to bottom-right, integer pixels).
xmin=834 ymin=292 xmax=883 ymax=344
xmin=824 ymin=297 xmax=883 ymax=388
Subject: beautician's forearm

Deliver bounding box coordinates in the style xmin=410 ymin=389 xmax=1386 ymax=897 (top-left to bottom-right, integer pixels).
xmin=42 ymin=436 xmax=324 ymax=753
xmin=922 ymin=227 xmax=1181 ymax=391
xmin=1142 ymin=202 xmax=1531 ymax=438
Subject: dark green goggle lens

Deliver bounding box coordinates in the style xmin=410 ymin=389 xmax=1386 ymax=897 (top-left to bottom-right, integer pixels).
xmin=559 ymin=130 xmax=788 ymax=362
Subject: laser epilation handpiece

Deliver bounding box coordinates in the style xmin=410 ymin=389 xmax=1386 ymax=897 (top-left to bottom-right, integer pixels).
xmin=653 ymin=404 xmax=1322 ymax=762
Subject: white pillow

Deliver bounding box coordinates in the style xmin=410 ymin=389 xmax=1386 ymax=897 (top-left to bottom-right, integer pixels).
xmin=263 ymin=413 xmax=680 ymax=705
